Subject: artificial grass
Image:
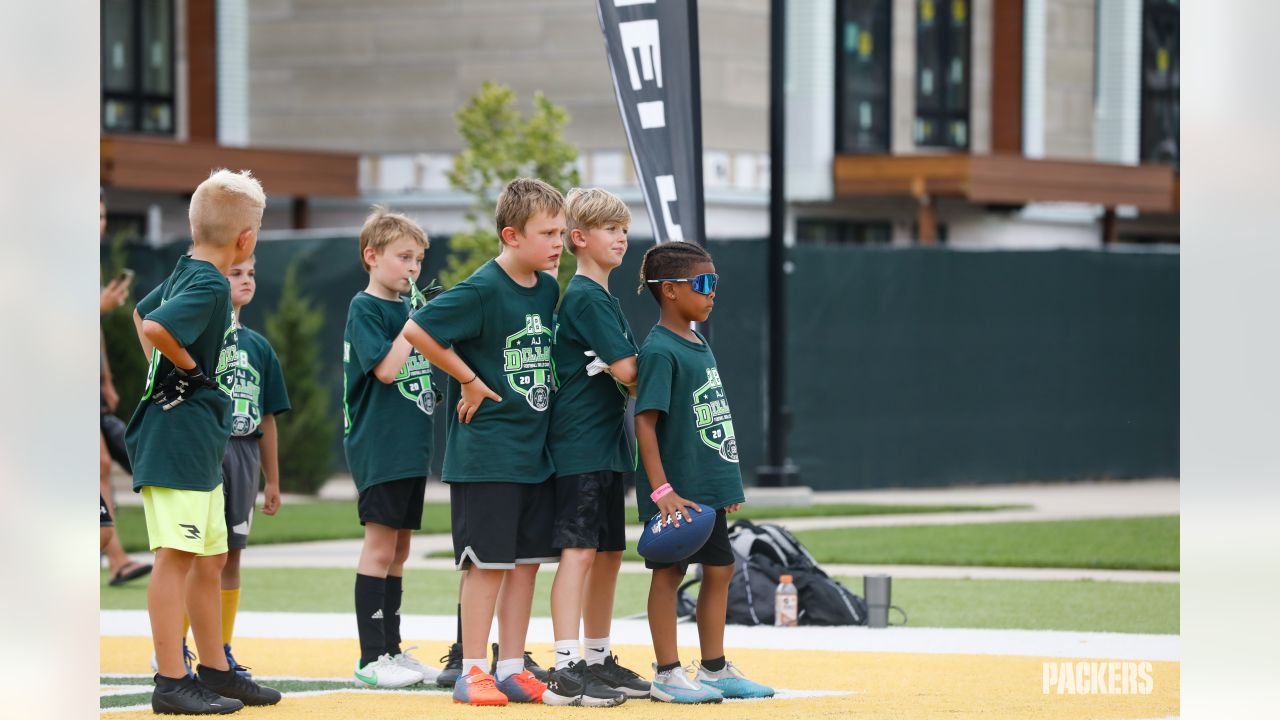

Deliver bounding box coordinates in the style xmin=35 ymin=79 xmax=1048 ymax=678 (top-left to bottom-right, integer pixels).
xmin=99 ymin=567 xmax=1177 ymax=635
xmin=109 ymin=499 xmax=1020 ymax=553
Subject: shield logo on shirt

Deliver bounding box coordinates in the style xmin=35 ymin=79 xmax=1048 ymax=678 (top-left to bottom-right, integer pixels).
xmin=692 ymin=367 xmax=738 ymax=464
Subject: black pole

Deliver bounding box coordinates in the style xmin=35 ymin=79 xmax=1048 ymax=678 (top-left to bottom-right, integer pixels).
xmin=757 ymin=0 xmax=799 ymax=488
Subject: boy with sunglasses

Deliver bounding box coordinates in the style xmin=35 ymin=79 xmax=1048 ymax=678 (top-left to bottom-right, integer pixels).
xmin=632 ymin=241 xmax=774 ymax=704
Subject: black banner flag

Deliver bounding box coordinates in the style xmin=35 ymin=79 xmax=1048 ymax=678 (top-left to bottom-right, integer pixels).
xmin=596 ymin=0 xmax=706 ymax=245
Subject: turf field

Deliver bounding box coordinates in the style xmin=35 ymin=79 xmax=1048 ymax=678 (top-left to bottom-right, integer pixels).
xmin=110 ymin=500 xmax=1022 ymax=553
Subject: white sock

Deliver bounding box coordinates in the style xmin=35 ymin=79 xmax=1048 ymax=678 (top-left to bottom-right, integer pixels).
xmin=462 ymin=658 xmax=487 ymax=677
xmin=553 ymin=639 xmax=581 ymax=670
xmin=495 ymin=657 xmax=524 ymax=682
xmin=583 ymin=637 xmax=610 ymax=666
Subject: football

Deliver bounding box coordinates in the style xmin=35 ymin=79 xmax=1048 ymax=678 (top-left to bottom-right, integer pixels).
xmin=636 ymin=503 xmax=716 ymax=564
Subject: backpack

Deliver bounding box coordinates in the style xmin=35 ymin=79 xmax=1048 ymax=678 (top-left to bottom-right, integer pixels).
xmin=725 ymin=519 xmax=869 ymax=626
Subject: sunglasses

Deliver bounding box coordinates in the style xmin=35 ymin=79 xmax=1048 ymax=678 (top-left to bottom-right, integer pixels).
xmin=645 ymin=272 xmax=719 ymax=296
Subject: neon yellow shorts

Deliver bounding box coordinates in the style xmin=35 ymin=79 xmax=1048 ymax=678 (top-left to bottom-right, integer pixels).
xmin=142 ymin=485 xmax=228 ymax=556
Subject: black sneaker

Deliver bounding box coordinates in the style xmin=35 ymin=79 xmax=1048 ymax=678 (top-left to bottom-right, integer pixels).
xmin=197 ymin=664 xmax=282 ymax=706
xmin=436 ymin=642 xmax=463 ymax=688
xmin=589 ymin=654 xmax=651 ymax=699
xmin=542 ymin=660 xmax=627 ymax=707
xmin=490 ymin=642 xmax=550 ymax=683
xmin=151 ymin=674 xmax=244 ymax=715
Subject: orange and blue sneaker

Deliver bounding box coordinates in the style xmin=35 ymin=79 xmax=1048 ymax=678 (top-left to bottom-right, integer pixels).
xmin=495 ymin=669 xmax=546 ymax=703
xmin=452 ymin=665 xmax=508 ymax=705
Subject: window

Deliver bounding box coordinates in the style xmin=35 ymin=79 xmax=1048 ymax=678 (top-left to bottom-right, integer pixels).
xmin=101 ymin=0 xmax=175 ymax=135
xmin=836 ymin=0 xmax=893 ymax=153
xmin=914 ymin=0 xmax=970 ymax=149
xmin=796 ymin=219 xmax=893 ymax=245
xmin=1140 ymin=0 xmax=1179 ymax=169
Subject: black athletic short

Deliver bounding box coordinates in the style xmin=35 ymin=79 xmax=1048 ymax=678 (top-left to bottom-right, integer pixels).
xmin=100 ymin=495 xmax=113 ymax=527
xmin=451 ymin=479 xmax=559 ymax=569
xmin=358 ymin=476 xmax=428 ymax=530
xmin=645 ymin=508 xmax=734 ymax=573
xmin=552 ymin=471 xmax=629 ymax=552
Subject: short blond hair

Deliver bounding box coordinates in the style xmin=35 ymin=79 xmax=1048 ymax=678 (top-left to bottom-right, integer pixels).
xmin=564 ymin=188 xmax=630 ymax=254
xmin=359 ymin=205 xmax=429 ymax=271
xmin=189 ymin=169 xmax=266 ymax=247
xmin=495 ymin=177 xmax=565 ymax=240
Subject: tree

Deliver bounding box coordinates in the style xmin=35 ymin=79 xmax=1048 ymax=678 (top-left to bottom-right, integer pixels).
xmin=264 ymin=260 xmax=334 ymax=494
xmin=442 ymin=82 xmax=581 ymax=289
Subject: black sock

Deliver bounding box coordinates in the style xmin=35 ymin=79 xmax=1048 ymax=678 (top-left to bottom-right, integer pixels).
xmin=384 ymin=575 xmax=403 ymax=656
xmin=657 ymin=660 xmax=682 ymax=674
xmin=355 ymin=573 xmax=387 ymax=667
xmin=455 ymin=603 xmax=462 ymax=644
xmin=701 ymin=656 xmax=726 ymax=672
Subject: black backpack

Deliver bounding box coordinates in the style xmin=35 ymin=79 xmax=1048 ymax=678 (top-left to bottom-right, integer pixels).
xmin=724 ymin=519 xmax=868 ymax=626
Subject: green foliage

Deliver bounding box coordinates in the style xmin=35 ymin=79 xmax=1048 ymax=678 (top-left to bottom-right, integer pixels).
xmin=263 ymin=261 xmax=335 ymax=494
xmin=100 ymin=236 xmax=148 ymax=419
xmin=442 ymin=82 xmax=581 ymax=289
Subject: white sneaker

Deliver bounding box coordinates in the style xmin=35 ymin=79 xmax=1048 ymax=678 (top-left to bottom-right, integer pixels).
xmin=390 ymin=646 xmax=440 ymax=683
xmin=649 ymin=663 xmax=723 ymax=704
xmin=354 ymin=653 xmax=425 ymax=688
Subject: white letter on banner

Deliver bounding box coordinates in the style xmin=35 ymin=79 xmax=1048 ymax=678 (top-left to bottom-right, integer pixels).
xmin=637 ymin=100 xmax=666 ymax=128
xmin=618 ymin=20 xmax=662 ymax=91
xmin=655 ymin=175 xmax=684 ymax=241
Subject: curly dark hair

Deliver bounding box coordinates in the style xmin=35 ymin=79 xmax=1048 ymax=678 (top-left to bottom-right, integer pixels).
xmin=637 ymin=241 xmax=713 ymax=301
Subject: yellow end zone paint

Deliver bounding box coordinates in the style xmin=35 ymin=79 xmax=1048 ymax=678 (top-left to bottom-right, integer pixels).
xmin=102 ymin=636 xmax=1179 ymax=719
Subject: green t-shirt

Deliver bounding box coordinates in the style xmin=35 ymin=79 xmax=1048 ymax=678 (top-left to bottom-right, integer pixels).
xmin=125 ymin=256 xmax=238 ymax=492
xmin=217 ymin=325 xmax=290 ymax=438
xmin=343 ymin=292 xmax=435 ymax=492
xmin=634 ymin=325 xmax=744 ymax=521
xmin=548 ymin=275 xmax=637 ymax=475
xmin=410 ymin=259 xmax=558 ymax=484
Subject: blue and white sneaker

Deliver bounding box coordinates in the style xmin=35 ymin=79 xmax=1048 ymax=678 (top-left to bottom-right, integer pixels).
xmin=224 ymin=643 xmax=251 ymax=678
xmin=693 ymin=660 xmax=775 ymax=699
xmin=649 ymin=663 xmax=723 ymax=704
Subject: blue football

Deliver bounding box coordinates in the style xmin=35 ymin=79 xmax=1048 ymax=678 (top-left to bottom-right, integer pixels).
xmin=636 ymin=503 xmax=716 ymax=563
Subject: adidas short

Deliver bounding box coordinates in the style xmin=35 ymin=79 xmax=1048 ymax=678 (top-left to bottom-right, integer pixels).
xmin=551 ymin=471 xmax=629 ymax=552
xmin=142 ymin=485 xmax=228 ymax=556
xmin=221 ymin=436 xmax=261 ymax=550
xmin=358 ymin=476 xmax=428 ymax=530
xmin=451 ymin=479 xmax=559 ymax=569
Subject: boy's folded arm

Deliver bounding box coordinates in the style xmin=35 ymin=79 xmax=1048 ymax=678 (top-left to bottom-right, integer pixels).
xmin=133 ymin=308 xmax=155 ymax=361
xmin=372 ymin=334 xmax=414 ymax=384
xmin=402 ymin=319 xmax=473 ymax=382
xmin=607 ymin=355 xmax=638 ymax=386
xmin=141 ymin=318 xmax=196 ymax=370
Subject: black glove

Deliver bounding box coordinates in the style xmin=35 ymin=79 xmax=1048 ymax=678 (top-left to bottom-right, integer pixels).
xmin=151 ymin=366 xmax=219 ymax=411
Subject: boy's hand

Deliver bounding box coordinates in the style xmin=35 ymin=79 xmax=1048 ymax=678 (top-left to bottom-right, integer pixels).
xmin=100 ymin=277 xmax=129 ymax=314
xmin=726 ymin=503 xmax=742 ymax=513
xmin=583 ymin=350 xmax=612 ymax=377
xmin=656 ymin=490 xmax=701 ymax=529
xmin=262 ymin=484 xmax=281 ymax=516
xmin=151 ymin=366 xmax=218 ymax=411
xmin=457 ymin=376 xmax=501 ymax=424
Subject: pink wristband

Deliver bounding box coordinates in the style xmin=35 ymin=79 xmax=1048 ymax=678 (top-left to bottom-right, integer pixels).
xmin=650 ymin=483 xmax=673 ymax=502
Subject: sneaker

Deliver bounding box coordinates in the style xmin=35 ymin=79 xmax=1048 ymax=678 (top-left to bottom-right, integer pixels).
xmin=223 ymin=644 xmax=251 ymax=678
xmin=354 ymin=654 xmax=424 ymax=689
xmin=495 ymin=668 xmax=546 ymax=703
xmin=197 ymin=664 xmax=282 ymax=707
xmin=490 ymin=641 xmax=549 ymax=683
xmin=588 ymin=653 xmax=651 ymax=699
xmin=151 ymin=673 xmax=244 ymax=715
xmin=436 ymin=642 xmax=463 ymax=687
xmin=151 ymin=641 xmax=197 ymax=679
xmin=452 ymin=665 xmax=509 ymax=706
xmin=694 ymin=660 xmax=775 ymax=699
xmin=390 ymin=646 xmax=441 ymax=683
xmin=543 ymin=660 xmax=626 ymax=707
xmin=649 ymin=663 xmax=723 ymax=704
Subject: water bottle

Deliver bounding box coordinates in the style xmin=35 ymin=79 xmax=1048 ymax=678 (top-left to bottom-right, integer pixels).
xmin=775 ymin=574 xmax=798 ymax=626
